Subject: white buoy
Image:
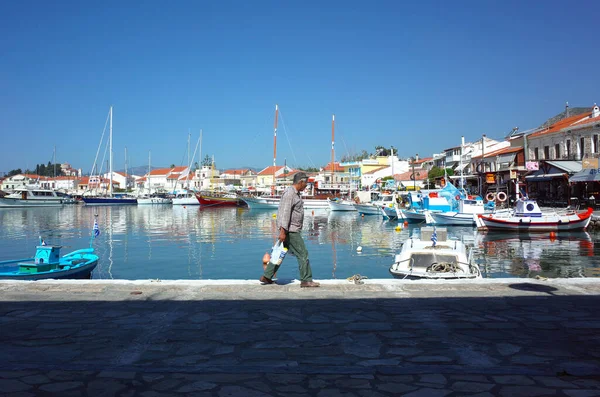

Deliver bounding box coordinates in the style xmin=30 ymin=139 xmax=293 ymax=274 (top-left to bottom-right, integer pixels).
xmin=356 ymin=246 xmax=363 ymax=253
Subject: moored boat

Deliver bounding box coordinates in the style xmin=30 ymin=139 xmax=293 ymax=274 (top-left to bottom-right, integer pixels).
xmin=0 ymin=241 xmax=98 ymax=280
xmin=477 ymin=199 xmax=593 ymax=232
xmin=196 ymin=192 xmax=247 ymax=207
xmin=389 ymin=227 xmax=481 ymax=279
xmin=327 ymin=197 xmax=357 ymax=211
xmin=0 ymin=187 xmax=65 ymax=208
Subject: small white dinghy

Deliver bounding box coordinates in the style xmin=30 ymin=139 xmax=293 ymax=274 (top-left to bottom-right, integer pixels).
xmin=389 ymin=227 xmax=481 ymax=279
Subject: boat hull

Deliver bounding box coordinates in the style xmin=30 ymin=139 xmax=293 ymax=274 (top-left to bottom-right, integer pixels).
xmin=0 ymin=249 xmax=99 ymax=280
xmin=354 ymin=203 xmax=383 ymax=215
xmin=242 ymin=196 xmax=330 ymax=210
xmin=327 ymin=199 xmax=356 ymax=211
xmin=196 ymin=194 xmax=246 ymax=207
xmin=429 ymin=212 xmax=478 ymax=226
xmin=137 ymin=197 xmax=172 ymax=205
xmin=82 ymin=197 xmax=137 ymax=205
xmin=172 ymin=197 xmax=199 ymax=205
xmin=478 ymin=208 xmax=593 ymax=232
xmin=402 ymin=210 xmax=426 ymax=223
xmin=0 ymin=198 xmax=63 ymax=208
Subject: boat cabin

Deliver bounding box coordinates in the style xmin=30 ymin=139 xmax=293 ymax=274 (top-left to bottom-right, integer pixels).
xmin=19 ymin=245 xmax=63 ymax=274
xmin=514 ymin=199 xmax=542 ymax=218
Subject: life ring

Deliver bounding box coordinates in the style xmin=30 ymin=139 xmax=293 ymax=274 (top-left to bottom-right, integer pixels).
xmin=486 ymin=192 xmax=496 ymax=202
xmin=497 ymin=192 xmax=507 ymax=202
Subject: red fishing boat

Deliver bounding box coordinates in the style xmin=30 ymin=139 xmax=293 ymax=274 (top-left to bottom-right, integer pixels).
xmin=195 ymin=192 xmax=247 ymax=207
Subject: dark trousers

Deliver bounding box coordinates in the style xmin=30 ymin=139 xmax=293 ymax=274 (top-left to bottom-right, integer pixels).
xmin=263 ymin=232 xmax=313 ymax=282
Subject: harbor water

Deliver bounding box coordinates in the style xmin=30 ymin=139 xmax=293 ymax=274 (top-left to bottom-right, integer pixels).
xmin=1 ymin=205 xmax=599 ymax=280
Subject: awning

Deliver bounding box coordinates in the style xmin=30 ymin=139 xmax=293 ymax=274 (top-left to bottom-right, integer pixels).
xmin=525 ymin=172 xmax=567 ymax=182
xmin=569 ymin=169 xmax=600 ymax=183
xmin=496 ymin=153 xmax=516 ymax=164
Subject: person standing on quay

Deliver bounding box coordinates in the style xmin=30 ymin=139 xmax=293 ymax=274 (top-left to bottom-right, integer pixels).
xmin=260 ymin=172 xmax=320 ymax=287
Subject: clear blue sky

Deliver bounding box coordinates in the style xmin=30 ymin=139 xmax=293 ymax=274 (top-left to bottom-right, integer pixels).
xmin=1 ymin=0 xmax=598 ymax=175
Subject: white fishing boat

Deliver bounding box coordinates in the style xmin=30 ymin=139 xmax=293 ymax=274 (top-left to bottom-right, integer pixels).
xmin=389 ymin=227 xmax=481 ymax=279
xmin=428 ymin=198 xmax=487 ymax=226
xmin=355 ymin=192 xmax=398 ymax=216
xmin=0 ymin=187 xmax=65 ymax=208
xmin=171 ymin=191 xmax=199 ymax=206
xmin=327 ymin=197 xmax=356 ymax=211
xmin=477 ymin=199 xmax=593 ymax=232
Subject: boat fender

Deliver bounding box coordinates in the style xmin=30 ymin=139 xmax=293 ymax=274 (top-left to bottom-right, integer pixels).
xmin=455 ymin=195 xmax=461 ymax=201
xmin=486 ymin=192 xmax=496 ymax=201
xmin=497 ymin=192 xmax=507 ymax=202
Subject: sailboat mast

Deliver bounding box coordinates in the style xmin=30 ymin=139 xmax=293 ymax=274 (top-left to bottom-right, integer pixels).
xmin=331 ymin=114 xmax=335 ymax=192
xmin=125 ymin=146 xmax=128 ymax=192
xmin=199 ymin=129 xmax=203 ymax=189
xmin=187 ymin=132 xmax=191 ymax=189
xmin=109 ymin=106 xmax=113 ymax=196
xmin=148 ymin=151 xmax=151 ymax=193
xmin=272 ymin=104 xmax=279 ymax=196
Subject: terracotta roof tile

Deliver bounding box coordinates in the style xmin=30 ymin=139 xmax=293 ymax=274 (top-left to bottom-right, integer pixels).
xmin=529 ymin=112 xmax=593 ymax=138
xmin=471 ymin=146 xmax=521 ymax=159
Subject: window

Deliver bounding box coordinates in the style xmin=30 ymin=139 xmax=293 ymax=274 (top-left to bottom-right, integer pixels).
xmin=555 ymin=144 xmax=560 ymax=159
xmin=594 ymin=135 xmax=599 ymax=154
xmin=534 ymin=148 xmax=539 ymax=160
xmin=580 ymin=137 xmax=585 ymax=158
xmin=544 ymin=146 xmax=550 ymax=159
xmin=566 ymin=140 xmax=571 ymax=158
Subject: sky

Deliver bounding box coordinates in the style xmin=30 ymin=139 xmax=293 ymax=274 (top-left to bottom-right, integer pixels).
xmin=1 ymin=0 xmax=598 ymax=175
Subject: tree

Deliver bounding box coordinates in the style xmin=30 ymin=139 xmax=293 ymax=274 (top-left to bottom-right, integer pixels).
xmin=296 ymin=166 xmax=319 ymax=172
xmin=202 ymin=155 xmax=212 ymax=167
xmin=427 ymin=166 xmax=454 ymax=185
xmin=374 ymin=146 xmax=390 ymax=156
xmin=7 ymin=169 xmax=22 ymax=177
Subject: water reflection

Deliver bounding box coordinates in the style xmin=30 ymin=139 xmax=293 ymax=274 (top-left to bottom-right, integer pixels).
xmin=473 ymin=231 xmax=598 ymax=278
xmin=0 ymin=206 xmax=599 ymax=280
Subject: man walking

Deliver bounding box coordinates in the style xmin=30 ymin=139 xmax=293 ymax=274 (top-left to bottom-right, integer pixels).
xmin=260 ymin=172 xmax=320 ymax=287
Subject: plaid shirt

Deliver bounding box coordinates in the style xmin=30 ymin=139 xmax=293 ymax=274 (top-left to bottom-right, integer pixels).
xmin=276 ymin=186 xmax=304 ymax=232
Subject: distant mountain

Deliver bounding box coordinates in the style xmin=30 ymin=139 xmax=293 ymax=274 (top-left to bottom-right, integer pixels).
xmin=539 ymin=107 xmax=592 ymax=129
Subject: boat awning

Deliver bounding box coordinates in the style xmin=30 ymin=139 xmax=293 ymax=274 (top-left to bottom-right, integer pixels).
xmin=569 ymin=169 xmax=600 ymax=183
xmin=525 ymin=172 xmax=567 ymax=182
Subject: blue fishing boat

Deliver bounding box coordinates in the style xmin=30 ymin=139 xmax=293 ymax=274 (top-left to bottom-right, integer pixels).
xmin=0 ymin=243 xmax=99 ymax=280
xmin=0 ymin=218 xmax=101 ymax=280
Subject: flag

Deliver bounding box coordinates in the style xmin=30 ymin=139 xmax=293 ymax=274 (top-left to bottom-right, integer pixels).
xmin=177 ymin=167 xmax=190 ymax=180
xmin=93 ymin=219 xmax=100 ymax=237
xmin=431 ymin=227 xmax=437 ymax=247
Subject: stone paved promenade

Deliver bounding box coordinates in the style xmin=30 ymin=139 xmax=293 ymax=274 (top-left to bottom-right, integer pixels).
xmin=1 ymin=278 xmax=599 ymax=397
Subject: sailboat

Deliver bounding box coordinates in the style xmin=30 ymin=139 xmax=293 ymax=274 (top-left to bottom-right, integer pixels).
xmin=172 ymin=133 xmax=200 ymax=205
xmin=327 ymin=114 xmax=356 ymax=211
xmin=138 ymin=151 xmax=172 ymax=204
xmin=83 ymin=107 xmax=137 ymax=205
xmin=241 ymin=106 xmax=331 ymax=210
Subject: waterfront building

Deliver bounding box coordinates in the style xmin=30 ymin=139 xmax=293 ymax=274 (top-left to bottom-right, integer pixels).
xmin=1 ymin=174 xmax=47 ymax=192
